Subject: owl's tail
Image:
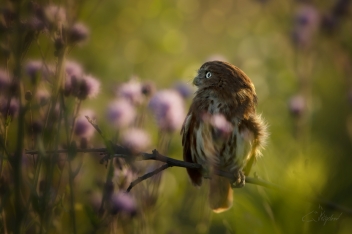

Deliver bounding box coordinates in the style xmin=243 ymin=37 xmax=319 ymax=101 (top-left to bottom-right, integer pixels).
xmin=208 ymin=175 xmax=233 ymax=213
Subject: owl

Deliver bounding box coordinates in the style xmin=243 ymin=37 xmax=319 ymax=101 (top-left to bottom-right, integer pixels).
xmin=181 ymin=61 xmax=267 ymax=213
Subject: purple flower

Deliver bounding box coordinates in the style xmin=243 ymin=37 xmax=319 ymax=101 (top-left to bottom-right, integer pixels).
xmin=65 ymin=61 xmax=83 ymax=79
xmin=30 ymin=120 xmax=43 ymax=135
xmin=109 ymin=192 xmax=137 ymax=216
xmin=289 ymin=94 xmax=306 ymax=117
xmin=291 ymin=5 xmax=319 ymax=48
xmin=27 ymin=16 xmax=45 ymax=31
xmin=68 ymin=22 xmax=89 ymax=44
xmin=120 ymin=128 xmax=151 ymax=154
xmin=141 ymin=81 xmax=156 ymax=97
xmin=148 ymin=90 xmax=185 ymax=132
xmin=116 ymin=77 xmax=144 ymax=105
xmin=25 ymin=90 xmax=33 ymax=101
xmin=74 ymin=109 xmax=96 ymax=138
xmin=0 ymin=98 xmax=19 ymax=118
xmin=64 ymin=61 xmax=83 ymax=95
xmin=43 ymin=5 xmax=66 ymax=25
xmin=25 ymin=60 xmax=43 ymax=84
xmin=70 ymin=74 xmax=100 ymax=100
xmin=203 ymin=113 xmax=233 ymax=140
xmin=106 ymin=99 xmax=136 ymax=129
xmin=35 ymin=89 xmax=50 ymax=106
xmin=173 ymin=82 xmax=193 ymax=99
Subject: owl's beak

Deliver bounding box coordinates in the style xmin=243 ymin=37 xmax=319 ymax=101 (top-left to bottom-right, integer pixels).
xmin=193 ymin=77 xmax=200 ymax=86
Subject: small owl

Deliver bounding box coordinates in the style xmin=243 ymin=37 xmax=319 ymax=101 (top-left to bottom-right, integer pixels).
xmin=181 ymin=61 xmax=267 ymax=213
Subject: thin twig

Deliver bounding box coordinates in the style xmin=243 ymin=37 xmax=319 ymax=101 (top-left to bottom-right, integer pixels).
xmin=126 ymin=163 xmax=170 ymax=193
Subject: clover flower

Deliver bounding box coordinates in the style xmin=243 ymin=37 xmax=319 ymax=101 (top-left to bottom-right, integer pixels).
xmin=109 ymin=192 xmax=137 ymax=216
xmin=106 ymin=99 xmax=136 ymax=129
xmin=68 ymin=22 xmax=89 ymax=44
xmin=149 ymin=90 xmax=185 ymax=132
xmin=291 ymin=5 xmax=319 ymax=48
xmin=288 ymin=94 xmax=306 ymax=117
xmin=120 ymin=128 xmax=151 ymax=154
xmin=116 ymin=77 xmax=144 ymax=105
xmin=74 ymin=109 xmax=96 ymax=138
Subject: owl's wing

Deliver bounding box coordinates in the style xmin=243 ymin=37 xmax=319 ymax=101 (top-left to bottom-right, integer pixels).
xmin=181 ymin=114 xmax=203 ymax=186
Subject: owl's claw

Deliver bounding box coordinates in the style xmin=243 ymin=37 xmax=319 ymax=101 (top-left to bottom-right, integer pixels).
xmin=201 ymin=165 xmax=212 ymax=179
xmin=231 ymin=171 xmax=245 ymax=188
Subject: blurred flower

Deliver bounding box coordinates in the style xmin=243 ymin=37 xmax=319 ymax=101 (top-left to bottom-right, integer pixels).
xmin=173 ymin=82 xmax=193 ymax=99
xmin=68 ymin=74 xmax=100 ymax=100
xmin=321 ymin=0 xmax=351 ymax=34
xmin=35 ymin=89 xmax=50 ymax=106
xmin=65 ymin=61 xmax=83 ymax=78
xmin=149 ymin=90 xmax=185 ymax=132
xmin=43 ymin=5 xmax=66 ymax=25
xmin=30 ymin=120 xmax=43 ymax=135
xmin=27 ymin=16 xmax=45 ymax=31
xmin=25 ymin=90 xmax=33 ymax=101
xmin=291 ymin=5 xmax=319 ymax=48
xmin=120 ymin=128 xmax=151 ymax=154
xmin=0 ymin=68 xmax=10 ymax=90
xmin=0 ymin=7 xmax=15 ymax=30
xmin=109 ymin=192 xmax=137 ymax=216
xmin=25 ymin=60 xmax=43 ymax=84
xmin=332 ymin=0 xmax=351 ymax=18
xmin=64 ymin=61 xmax=83 ymax=95
xmin=289 ymin=94 xmax=306 ymax=117
xmin=106 ymin=99 xmax=136 ymax=129
xmin=141 ymin=81 xmax=156 ymax=97
xmin=203 ymin=113 xmax=233 ymax=140
xmin=0 ymin=98 xmax=19 ymax=118
xmin=74 ymin=109 xmax=96 ymax=138
xmin=116 ymin=77 xmax=144 ymax=105
xmin=68 ymin=22 xmax=89 ymax=44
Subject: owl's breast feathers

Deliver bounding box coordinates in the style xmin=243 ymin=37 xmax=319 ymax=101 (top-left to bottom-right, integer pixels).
xmin=181 ymin=88 xmax=267 ymax=186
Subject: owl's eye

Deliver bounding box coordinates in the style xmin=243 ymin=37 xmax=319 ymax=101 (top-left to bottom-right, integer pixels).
xmin=205 ymin=72 xmax=212 ymax=79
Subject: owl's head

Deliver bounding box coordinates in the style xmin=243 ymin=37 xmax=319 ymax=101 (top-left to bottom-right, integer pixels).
xmin=193 ymin=61 xmax=256 ymax=95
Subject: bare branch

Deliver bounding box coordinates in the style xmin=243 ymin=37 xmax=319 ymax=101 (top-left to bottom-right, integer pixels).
xmin=126 ymin=163 xmax=170 ymax=193
xmin=24 ymin=146 xmax=352 ymax=216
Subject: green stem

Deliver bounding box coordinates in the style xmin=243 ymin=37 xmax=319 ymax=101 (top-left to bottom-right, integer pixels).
xmin=60 ymin=92 xmax=77 ymax=234
xmin=69 ymin=99 xmax=82 ymax=143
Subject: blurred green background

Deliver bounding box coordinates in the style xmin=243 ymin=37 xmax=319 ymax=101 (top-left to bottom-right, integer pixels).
xmin=4 ymin=0 xmax=352 ymax=233
xmin=77 ymin=0 xmax=352 ymax=233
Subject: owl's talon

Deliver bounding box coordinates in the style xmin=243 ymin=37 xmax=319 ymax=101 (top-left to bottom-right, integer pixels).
xmin=231 ymin=171 xmax=245 ymax=188
xmin=201 ymin=165 xmax=211 ymax=179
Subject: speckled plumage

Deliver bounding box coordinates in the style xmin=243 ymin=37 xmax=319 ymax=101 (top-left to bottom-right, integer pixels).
xmin=181 ymin=61 xmax=267 ymax=213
